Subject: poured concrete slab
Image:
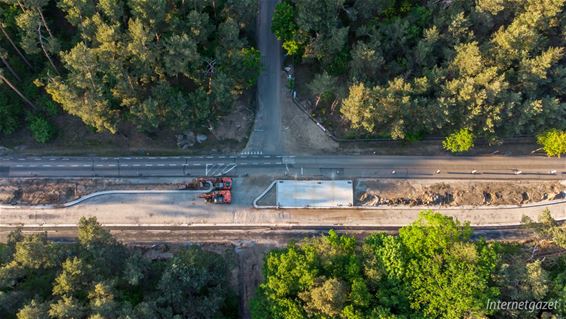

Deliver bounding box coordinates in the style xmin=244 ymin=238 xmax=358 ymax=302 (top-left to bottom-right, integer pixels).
xmin=276 ymin=180 xmax=353 ymax=208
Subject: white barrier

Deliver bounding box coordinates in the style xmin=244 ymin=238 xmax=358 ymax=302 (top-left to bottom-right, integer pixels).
xmin=0 ymin=182 xmax=212 ymax=210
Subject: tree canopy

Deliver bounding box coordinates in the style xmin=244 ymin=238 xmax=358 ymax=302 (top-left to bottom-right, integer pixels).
xmin=0 ymin=0 xmax=260 ymax=140
xmin=280 ymin=0 xmax=566 ymax=147
xmin=0 ymin=217 xmax=237 ymax=319
xmin=253 ymin=210 xmax=566 ymax=318
xmin=252 ymin=211 xmax=500 ymax=318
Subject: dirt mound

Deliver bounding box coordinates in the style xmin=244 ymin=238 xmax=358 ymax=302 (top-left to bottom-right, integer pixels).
xmin=356 ymin=179 xmax=565 ymax=207
xmin=214 ymin=96 xmax=254 ymax=142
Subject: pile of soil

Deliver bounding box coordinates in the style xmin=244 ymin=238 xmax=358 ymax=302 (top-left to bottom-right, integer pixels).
xmin=0 ymin=179 xmax=186 ymax=205
xmin=214 ymin=97 xmax=254 ymax=142
xmin=357 ymin=179 xmax=566 ymax=207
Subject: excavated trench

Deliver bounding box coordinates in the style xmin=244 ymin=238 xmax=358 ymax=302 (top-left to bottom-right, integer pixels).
xmin=356 ymin=179 xmax=565 ymax=207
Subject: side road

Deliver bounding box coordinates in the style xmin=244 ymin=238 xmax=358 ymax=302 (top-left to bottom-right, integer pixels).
xmin=1 ymin=191 xmax=564 ymax=228
xmin=244 ymin=0 xmax=282 ymax=154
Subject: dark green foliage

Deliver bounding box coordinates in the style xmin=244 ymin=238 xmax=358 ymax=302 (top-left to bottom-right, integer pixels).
xmin=27 ymin=116 xmax=55 ymax=143
xmin=0 ymin=218 xmax=236 ymax=319
xmin=284 ymin=0 xmax=566 ymax=146
xmin=272 ymin=1 xmax=296 ymax=40
xmin=0 ymin=90 xmax=21 ymax=134
xmin=252 ymin=210 xmax=566 ymax=319
xmin=156 ymin=247 xmax=233 ymax=318
xmin=252 ymin=211 xmax=499 ymax=318
xmin=490 ymin=211 xmax=566 ymax=318
xmin=47 ymin=0 xmax=259 ymax=133
xmin=240 ymin=47 xmax=262 ymax=86
xmin=0 ymin=0 xmax=260 ymax=139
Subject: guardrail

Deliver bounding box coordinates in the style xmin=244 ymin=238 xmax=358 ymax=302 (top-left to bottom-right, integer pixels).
xmin=0 ymin=182 xmax=212 ymax=210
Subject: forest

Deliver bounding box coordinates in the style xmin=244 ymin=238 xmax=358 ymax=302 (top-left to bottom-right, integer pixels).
xmin=0 ymin=0 xmax=259 ymax=143
xmin=0 ymin=217 xmax=238 ymax=318
xmin=252 ymin=211 xmax=566 ymax=319
xmin=272 ymin=0 xmax=566 ymax=152
xmin=2 ymin=212 xmax=565 ymax=318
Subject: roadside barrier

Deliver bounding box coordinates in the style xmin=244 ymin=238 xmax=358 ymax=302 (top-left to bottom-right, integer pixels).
xmin=0 ymin=182 xmax=212 ymax=210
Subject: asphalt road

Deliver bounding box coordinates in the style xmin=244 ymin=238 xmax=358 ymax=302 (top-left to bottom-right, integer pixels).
xmin=244 ymin=0 xmax=282 ymax=155
xmin=0 ymin=155 xmax=564 ymax=179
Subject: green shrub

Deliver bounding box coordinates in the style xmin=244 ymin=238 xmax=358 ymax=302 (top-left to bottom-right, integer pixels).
xmin=442 ymin=128 xmax=474 ymax=153
xmin=0 ymin=95 xmax=21 ymax=135
xmin=537 ymin=129 xmax=566 ymax=158
xmin=272 ymin=1 xmax=297 ymax=42
xmin=42 ymin=99 xmax=61 ymax=116
xmin=282 ymin=39 xmax=301 ymax=56
xmin=28 ymin=116 xmax=56 ymax=144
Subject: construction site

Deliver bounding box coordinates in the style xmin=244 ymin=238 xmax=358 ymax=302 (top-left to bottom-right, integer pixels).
xmin=2 ymin=176 xmax=564 ymax=209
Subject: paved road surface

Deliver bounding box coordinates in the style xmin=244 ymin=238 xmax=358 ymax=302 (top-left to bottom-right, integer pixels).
xmin=244 ymin=0 xmax=282 ymax=155
xmin=0 ymin=155 xmax=564 ymax=179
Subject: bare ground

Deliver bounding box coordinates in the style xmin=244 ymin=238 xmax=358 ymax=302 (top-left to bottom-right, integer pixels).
xmin=213 ymin=97 xmax=255 ymax=143
xmin=280 ymin=74 xmax=338 ymax=154
xmin=357 ymin=179 xmax=566 ymax=207
xmin=0 ymin=93 xmax=254 ymax=156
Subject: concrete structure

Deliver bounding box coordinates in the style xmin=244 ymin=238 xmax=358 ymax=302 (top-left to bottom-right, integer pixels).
xmin=276 ymin=180 xmax=353 ymax=208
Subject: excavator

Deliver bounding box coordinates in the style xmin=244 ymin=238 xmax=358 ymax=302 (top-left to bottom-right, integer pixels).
xmin=199 ymin=190 xmax=232 ymax=204
xmin=208 ymin=177 xmax=232 ymax=190
xmin=185 ymin=177 xmax=232 ymax=190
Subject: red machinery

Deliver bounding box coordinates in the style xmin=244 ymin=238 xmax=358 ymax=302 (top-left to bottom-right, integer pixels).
xmin=199 ymin=190 xmax=232 ymax=204
xmin=185 ymin=177 xmax=232 ymax=190
xmin=208 ymin=177 xmax=232 ymax=190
